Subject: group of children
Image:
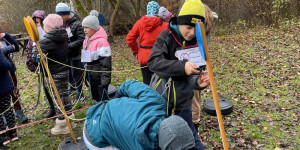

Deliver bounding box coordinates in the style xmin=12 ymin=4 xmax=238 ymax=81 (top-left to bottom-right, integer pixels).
xmin=0 ymin=0 xmax=218 ymax=149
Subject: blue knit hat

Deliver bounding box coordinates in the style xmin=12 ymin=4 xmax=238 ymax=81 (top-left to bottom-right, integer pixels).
xmin=147 ymin=1 xmax=159 ymax=16
xmin=56 ymin=3 xmax=70 ymax=15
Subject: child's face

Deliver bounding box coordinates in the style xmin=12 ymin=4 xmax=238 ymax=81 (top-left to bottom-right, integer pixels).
xmin=34 ymin=18 xmax=42 ymax=27
xmin=179 ymin=25 xmax=196 ymax=41
xmin=84 ymin=27 xmax=97 ymax=38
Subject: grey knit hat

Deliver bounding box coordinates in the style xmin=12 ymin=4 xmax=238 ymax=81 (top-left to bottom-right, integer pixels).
xmin=89 ymin=10 xmax=99 ymax=17
xmin=158 ymin=115 xmax=195 ymax=150
xmin=82 ymin=15 xmax=99 ymax=31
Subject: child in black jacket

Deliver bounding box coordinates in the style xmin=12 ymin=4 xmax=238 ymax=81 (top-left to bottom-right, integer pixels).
xmin=148 ymin=0 xmax=210 ymax=149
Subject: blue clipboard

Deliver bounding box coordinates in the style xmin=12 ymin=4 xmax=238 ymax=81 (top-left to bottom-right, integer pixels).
xmin=195 ymin=22 xmax=206 ymax=61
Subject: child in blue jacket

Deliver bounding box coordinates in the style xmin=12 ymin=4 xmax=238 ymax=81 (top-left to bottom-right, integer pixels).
xmin=0 ymin=44 xmax=17 ymax=148
xmin=84 ymin=80 xmax=196 ymax=150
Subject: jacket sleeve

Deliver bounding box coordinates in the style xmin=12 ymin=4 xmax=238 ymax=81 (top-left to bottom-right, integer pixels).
xmin=1 ymin=45 xmax=15 ymax=56
xmin=68 ymin=23 xmax=85 ymax=55
xmin=126 ymin=20 xmax=140 ymax=54
xmin=187 ymin=75 xmax=206 ymax=90
xmin=97 ymin=40 xmax=112 ymax=86
xmin=3 ymin=33 xmax=19 ymax=52
xmin=147 ymin=31 xmax=187 ymax=79
xmin=38 ymin=38 xmax=51 ymax=54
xmin=0 ymin=48 xmax=14 ymax=71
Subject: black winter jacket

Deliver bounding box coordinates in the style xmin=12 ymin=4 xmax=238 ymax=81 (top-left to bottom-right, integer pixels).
xmin=148 ymin=17 xmax=204 ymax=111
xmin=63 ymin=15 xmax=85 ymax=58
xmin=37 ymin=29 xmax=69 ymax=74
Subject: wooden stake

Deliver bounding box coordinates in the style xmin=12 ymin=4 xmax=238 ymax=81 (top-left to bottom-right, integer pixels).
xmin=199 ymin=22 xmax=228 ymax=150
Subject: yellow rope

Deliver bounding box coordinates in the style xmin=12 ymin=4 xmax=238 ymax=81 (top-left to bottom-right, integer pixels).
xmin=45 ymin=56 xmax=146 ymax=73
xmin=0 ymin=63 xmax=40 ymax=115
xmin=42 ymin=57 xmax=86 ymax=121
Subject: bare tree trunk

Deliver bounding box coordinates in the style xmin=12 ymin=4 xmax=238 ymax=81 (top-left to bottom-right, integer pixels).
xmin=109 ymin=0 xmax=122 ymax=35
xmin=71 ymin=0 xmax=89 ymax=17
xmin=86 ymin=0 xmax=92 ymax=12
xmin=178 ymin=0 xmax=185 ymax=13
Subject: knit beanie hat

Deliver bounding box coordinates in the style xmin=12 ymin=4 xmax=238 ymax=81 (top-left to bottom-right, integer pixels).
xmin=43 ymin=14 xmax=63 ymax=31
xmin=82 ymin=15 xmax=99 ymax=31
xmin=90 ymin=10 xmax=99 ymax=17
xmin=32 ymin=10 xmax=47 ymax=20
xmin=158 ymin=115 xmax=195 ymax=150
xmin=158 ymin=7 xmax=169 ymax=20
xmin=177 ymin=0 xmax=205 ymax=27
xmin=56 ymin=3 xmax=71 ymax=15
xmin=147 ymin=1 xmax=159 ymax=16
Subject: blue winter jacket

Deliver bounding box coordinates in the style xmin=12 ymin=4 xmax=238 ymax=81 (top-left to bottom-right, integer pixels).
xmin=86 ymin=80 xmax=167 ymax=150
xmin=1 ymin=32 xmax=19 ymax=73
xmin=0 ymin=46 xmax=15 ymax=95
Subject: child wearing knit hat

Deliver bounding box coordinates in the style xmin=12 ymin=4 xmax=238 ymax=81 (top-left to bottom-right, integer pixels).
xmin=35 ymin=14 xmax=76 ymax=135
xmin=81 ymin=15 xmax=112 ymax=102
xmin=148 ymin=0 xmax=210 ymax=149
xmin=55 ymin=2 xmax=86 ymax=102
xmin=126 ymin=1 xmax=168 ymax=85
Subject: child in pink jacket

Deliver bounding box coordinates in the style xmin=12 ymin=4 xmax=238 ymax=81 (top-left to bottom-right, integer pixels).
xmin=81 ymin=15 xmax=112 ymax=102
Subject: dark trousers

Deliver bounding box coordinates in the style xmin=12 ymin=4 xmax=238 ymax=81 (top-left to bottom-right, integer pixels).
xmin=0 ymin=94 xmax=16 ymax=131
xmin=90 ymin=84 xmax=109 ymax=102
xmin=9 ymin=71 xmax=22 ymax=111
xmin=170 ymin=109 xmax=205 ymax=150
xmin=140 ymin=65 xmax=153 ymax=85
xmin=44 ymin=70 xmax=72 ymax=117
xmin=69 ymin=59 xmax=84 ymax=93
xmin=42 ymin=77 xmax=55 ymax=110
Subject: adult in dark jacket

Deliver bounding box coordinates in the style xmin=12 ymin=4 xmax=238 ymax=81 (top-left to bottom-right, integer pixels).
xmin=56 ymin=2 xmax=85 ymax=101
xmin=34 ymin=14 xmax=76 ymax=135
xmin=0 ymin=45 xmax=17 ymax=148
xmin=148 ymin=0 xmax=210 ymax=149
xmin=0 ymin=32 xmax=28 ymax=124
xmin=126 ymin=1 xmax=168 ymax=85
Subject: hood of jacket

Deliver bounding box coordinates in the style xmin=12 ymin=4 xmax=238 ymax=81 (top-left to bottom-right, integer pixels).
xmin=89 ymin=26 xmax=108 ymax=42
xmin=140 ymin=16 xmax=162 ymax=32
xmin=44 ymin=28 xmax=68 ymax=43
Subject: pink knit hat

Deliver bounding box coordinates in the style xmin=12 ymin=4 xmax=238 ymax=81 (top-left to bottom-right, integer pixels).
xmin=43 ymin=14 xmax=63 ymax=31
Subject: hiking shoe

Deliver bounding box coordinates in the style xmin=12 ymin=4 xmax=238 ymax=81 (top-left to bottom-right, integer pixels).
xmin=15 ymin=110 xmax=28 ymax=124
xmin=8 ymin=133 xmax=18 ymax=142
xmin=2 ymin=136 xmax=10 ymax=145
xmin=51 ymin=113 xmax=76 ymax=135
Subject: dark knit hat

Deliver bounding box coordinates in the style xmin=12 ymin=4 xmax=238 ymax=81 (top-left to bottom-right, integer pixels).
xmin=177 ymin=0 xmax=205 ymax=27
xmin=56 ymin=3 xmax=71 ymax=15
